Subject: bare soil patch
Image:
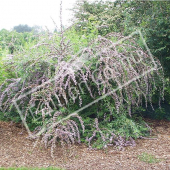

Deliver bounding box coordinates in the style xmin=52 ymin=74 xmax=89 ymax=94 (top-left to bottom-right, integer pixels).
xmin=0 ymin=119 xmax=170 ymax=170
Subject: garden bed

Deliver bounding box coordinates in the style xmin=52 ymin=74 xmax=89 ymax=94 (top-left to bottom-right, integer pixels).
xmin=0 ymin=119 xmax=170 ymax=169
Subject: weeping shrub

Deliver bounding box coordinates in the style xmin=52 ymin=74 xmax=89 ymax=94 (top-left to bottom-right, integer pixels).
xmin=0 ymin=25 xmax=164 ymax=154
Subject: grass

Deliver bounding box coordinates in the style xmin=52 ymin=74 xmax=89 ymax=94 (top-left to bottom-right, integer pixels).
xmin=0 ymin=167 xmax=64 ymax=170
xmin=138 ymin=152 xmax=163 ymax=164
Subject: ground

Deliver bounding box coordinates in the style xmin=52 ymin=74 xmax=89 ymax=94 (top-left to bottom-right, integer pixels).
xmin=0 ymin=119 xmax=170 ymax=170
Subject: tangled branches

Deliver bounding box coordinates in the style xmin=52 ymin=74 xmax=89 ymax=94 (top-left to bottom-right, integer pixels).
xmin=0 ymin=29 xmax=164 ymax=152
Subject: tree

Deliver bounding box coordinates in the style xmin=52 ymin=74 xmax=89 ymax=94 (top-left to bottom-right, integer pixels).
xmin=13 ymin=24 xmax=32 ymax=33
xmin=72 ymin=0 xmax=125 ymax=35
xmin=73 ymin=0 xmax=170 ymax=78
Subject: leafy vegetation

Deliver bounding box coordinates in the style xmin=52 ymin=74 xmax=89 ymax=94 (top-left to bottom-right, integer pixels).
xmin=0 ymin=0 xmax=169 ymax=154
xmin=13 ymin=24 xmax=43 ymax=34
xmin=73 ymin=0 xmax=170 ymax=104
xmin=138 ymin=152 xmax=163 ymax=164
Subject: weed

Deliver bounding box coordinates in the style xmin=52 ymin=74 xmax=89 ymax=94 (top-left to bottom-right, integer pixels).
xmin=138 ymin=152 xmax=163 ymax=163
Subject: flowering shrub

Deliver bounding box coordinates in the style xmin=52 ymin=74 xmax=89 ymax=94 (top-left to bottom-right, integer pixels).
xmin=0 ymin=25 xmax=164 ymax=154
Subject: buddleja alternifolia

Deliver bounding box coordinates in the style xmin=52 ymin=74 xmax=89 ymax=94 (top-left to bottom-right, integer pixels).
xmin=0 ymin=3 xmax=164 ymax=154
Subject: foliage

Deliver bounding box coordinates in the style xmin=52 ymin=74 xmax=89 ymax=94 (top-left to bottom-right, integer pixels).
xmin=0 ymin=29 xmax=39 ymax=85
xmin=138 ymin=152 xmax=163 ymax=164
xmin=0 ymin=55 xmax=11 ymax=84
xmin=122 ymin=1 xmax=170 ymax=78
xmin=72 ymin=0 xmax=170 ymax=119
xmin=0 ymin=0 xmax=167 ymax=156
xmin=141 ymin=104 xmax=170 ymax=121
xmin=72 ymin=0 xmax=123 ymax=35
xmin=13 ymin=24 xmax=33 ymax=33
xmin=0 ymin=22 xmax=164 ymax=155
xmin=0 ymin=29 xmax=38 ymax=54
xmin=73 ymin=0 xmax=170 ymax=78
xmin=82 ymin=113 xmax=149 ymax=150
xmin=13 ymin=24 xmax=44 ymax=34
